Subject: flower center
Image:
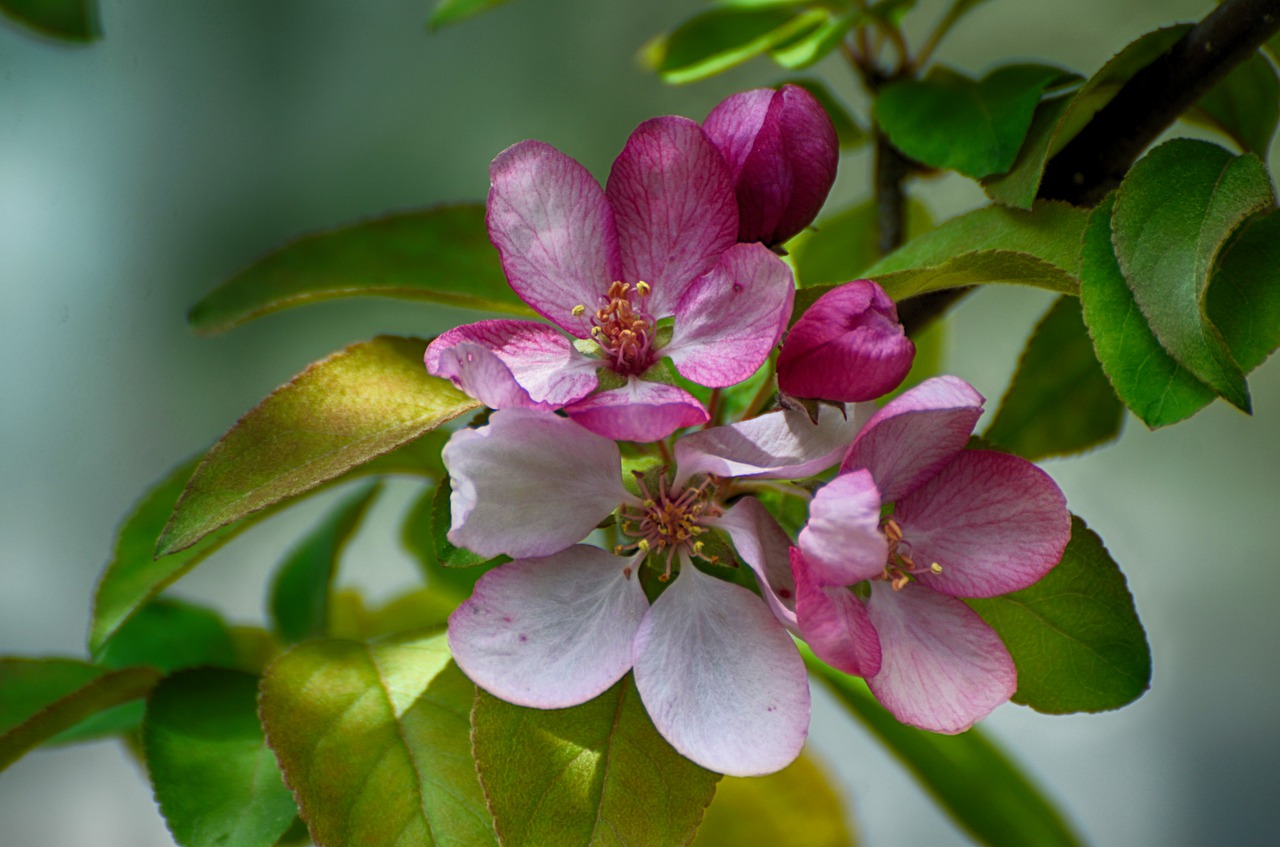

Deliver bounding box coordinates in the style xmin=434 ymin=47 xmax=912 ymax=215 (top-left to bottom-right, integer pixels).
xmin=577 ymin=281 xmax=655 ymax=375
xmin=878 ymin=517 xmax=942 ymax=591
xmin=618 ymin=471 xmax=721 ymax=580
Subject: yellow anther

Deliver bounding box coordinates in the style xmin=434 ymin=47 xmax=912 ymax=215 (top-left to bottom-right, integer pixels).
xmin=692 ymin=540 xmax=705 ymax=556
xmin=636 ymin=281 xmax=651 ymax=296
xmin=572 ymin=304 xmax=586 ymax=317
xmin=637 ymin=538 xmax=651 ymax=554
xmin=930 ymin=562 xmax=943 ymax=574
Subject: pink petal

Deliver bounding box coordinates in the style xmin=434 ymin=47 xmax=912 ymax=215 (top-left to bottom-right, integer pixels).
xmin=673 ymin=403 xmax=862 ymax=486
xmin=707 ymin=497 xmax=798 ymax=632
xmin=664 ymin=243 xmax=796 ymax=387
xmin=864 ymin=581 xmax=1016 ymax=734
xmin=633 ymin=562 xmax=810 ymax=776
xmin=896 ymin=450 xmax=1071 ymax=598
xmin=792 ymin=548 xmax=882 ymax=678
xmin=777 ymin=280 xmax=915 ymax=402
xmin=605 ymin=116 xmax=739 ymax=317
xmin=443 ymin=409 xmax=630 ymax=558
xmin=565 ymin=379 xmax=708 ymax=442
xmin=425 ymin=320 xmax=599 ymax=409
xmin=488 ymin=140 xmax=621 ymax=331
xmin=841 ymin=375 xmax=984 ymax=502
xmin=448 ymin=546 xmax=648 ymax=709
xmin=797 ymin=470 xmax=888 ymax=586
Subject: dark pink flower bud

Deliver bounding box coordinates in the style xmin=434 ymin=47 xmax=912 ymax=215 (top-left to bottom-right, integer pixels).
xmin=777 ymin=280 xmax=915 ymax=403
xmin=703 ymin=84 xmax=839 ymax=247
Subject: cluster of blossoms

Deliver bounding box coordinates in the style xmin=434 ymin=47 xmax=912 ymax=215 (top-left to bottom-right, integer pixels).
xmin=427 ymin=86 xmax=1071 ymax=776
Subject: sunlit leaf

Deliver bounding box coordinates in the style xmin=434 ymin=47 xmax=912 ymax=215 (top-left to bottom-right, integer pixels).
xmin=1186 ymin=50 xmax=1280 ymax=156
xmin=769 ymin=10 xmax=858 ymax=70
xmin=429 ymin=0 xmax=514 ymax=29
xmin=328 ymin=588 xmax=456 ymax=641
xmin=789 ymin=196 xmax=933 ymax=289
xmin=0 ymin=0 xmax=98 ymax=42
xmin=472 ymin=675 xmax=720 ymax=847
xmin=644 ymin=6 xmax=828 ymax=85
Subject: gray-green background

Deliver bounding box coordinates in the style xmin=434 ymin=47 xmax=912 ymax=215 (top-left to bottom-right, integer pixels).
xmin=2 ymin=1 xmax=1277 ymax=844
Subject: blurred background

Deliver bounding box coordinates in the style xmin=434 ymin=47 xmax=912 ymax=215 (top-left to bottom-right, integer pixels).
xmin=2 ymin=0 xmax=1277 ymax=844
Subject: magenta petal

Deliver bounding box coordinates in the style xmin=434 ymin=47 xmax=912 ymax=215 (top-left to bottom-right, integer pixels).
xmin=674 ymin=403 xmax=861 ymax=485
xmin=488 ymin=140 xmax=621 ymax=331
xmin=565 ymin=379 xmax=708 ymax=442
xmin=426 ymin=320 xmax=599 ymax=408
xmin=606 ymin=116 xmax=739 ymax=317
xmin=633 ymin=563 xmax=810 ymax=776
xmin=798 ymin=470 xmax=888 ymax=586
xmin=777 ymin=280 xmax=915 ymax=402
xmin=896 ymin=450 xmax=1071 ymax=598
xmin=448 ymin=546 xmax=648 ymax=709
xmin=443 ymin=409 xmax=629 ymax=559
xmin=707 ymin=497 xmax=798 ymax=632
xmin=841 ymin=375 xmax=984 ymax=502
xmin=665 ymin=243 xmax=796 ymax=387
xmin=864 ymin=582 xmax=1016 ymax=734
xmin=792 ymin=548 xmax=882 ymax=678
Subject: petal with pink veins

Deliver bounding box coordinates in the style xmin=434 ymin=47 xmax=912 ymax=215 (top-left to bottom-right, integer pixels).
xmin=896 ymin=450 xmax=1071 ymax=598
xmin=797 ymin=470 xmax=888 ymax=586
xmin=633 ymin=562 xmax=810 ymax=776
xmin=664 ymin=243 xmax=795 ymax=387
xmin=448 ymin=546 xmax=648 ymax=709
xmin=565 ymin=379 xmax=708 ymax=442
xmin=707 ymin=497 xmax=799 ymax=632
xmin=443 ymin=409 xmax=632 ymax=558
xmin=792 ymin=548 xmax=882 ymax=678
xmin=864 ymin=581 xmax=1016 ymax=734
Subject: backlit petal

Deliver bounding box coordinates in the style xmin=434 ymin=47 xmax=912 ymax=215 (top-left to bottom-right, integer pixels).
xmin=797 ymin=470 xmax=887 ymax=586
xmin=792 ymin=548 xmax=882 ymax=678
xmin=565 ymin=379 xmax=708 ymax=442
xmin=708 ymin=497 xmax=798 ymax=632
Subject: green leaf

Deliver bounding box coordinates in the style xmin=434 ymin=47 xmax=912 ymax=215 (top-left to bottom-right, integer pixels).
xmin=967 ymin=515 xmax=1150 ymax=714
xmin=782 ymin=78 xmax=867 ymax=151
xmin=1206 ymin=208 xmax=1280 ymax=374
xmin=1186 ymin=50 xmax=1280 ymax=157
xmin=983 ymin=26 xmax=1191 ymax=208
xmin=866 ymin=0 xmax=916 ymax=26
xmin=644 ymin=6 xmax=829 ymax=85
xmin=429 ymin=475 xmax=498 ymax=569
xmin=789 ymin=196 xmax=933 ymax=289
xmin=0 ymin=0 xmax=98 ymax=42
xmin=769 ymin=10 xmax=857 ymax=71
xmin=188 ymin=206 xmax=528 ymax=334
xmin=801 ymin=646 xmax=1082 ymax=847
xmin=270 ymin=481 xmax=382 ymax=643
xmin=0 ymin=660 xmax=159 ymax=772
xmin=1111 ymin=139 xmax=1273 ymax=411
xmin=260 ymin=631 xmax=496 ymax=847
xmin=429 ymin=0 xmax=513 ymax=28
xmin=472 ymin=675 xmax=720 ymax=847
xmin=984 ymin=296 xmax=1123 ymax=460
xmin=875 ymin=65 xmax=1071 ymax=179
xmin=158 ymin=336 xmax=480 ymax=556
xmin=400 ymin=482 xmax=492 ymax=600
xmin=144 ymin=669 xmax=297 ymax=847
xmin=329 ymin=588 xmax=456 ymax=641
xmin=692 ymin=751 xmax=853 ymax=847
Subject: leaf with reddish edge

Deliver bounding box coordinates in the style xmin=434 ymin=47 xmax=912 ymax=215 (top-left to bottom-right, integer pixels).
xmin=157 ymin=336 xmax=479 ymax=557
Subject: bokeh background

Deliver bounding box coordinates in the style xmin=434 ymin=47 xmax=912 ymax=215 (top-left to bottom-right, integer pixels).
xmin=2 ymin=1 xmax=1278 ymax=844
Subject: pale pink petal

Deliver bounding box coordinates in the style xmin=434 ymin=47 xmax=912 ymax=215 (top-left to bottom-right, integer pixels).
xmin=777 ymin=280 xmax=915 ymax=402
xmin=864 ymin=581 xmax=1016 ymax=734
xmin=706 ymin=497 xmax=798 ymax=632
xmin=792 ymin=548 xmax=882 ymax=678
xmin=664 ymin=243 xmax=796 ymax=387
xmin=565 ymin=379 xmax=708 ymax=442
xmin=425 ymin=320 xmax=599 ymax=408
xmin=605 ymin=116 xmax=738 ymax=316
xmin=841 ymin=375 xmax=984 ymax=502
xmin=488 ymin=140 xmax=621 ymax=331
xmin=673 ymin=403 xmax=861 ymax=486
xmin=797 ymin=470 xmax=888 ymax=586
xmin=448 ymin=546 xmax=648 ymax=709
xmin=896 ymin=450 xmax=1071 ymax=598
xmin=443 ymin=409 xmax=630 ymax=558
xmin=633 ymin=562 xmax=809 ymax=776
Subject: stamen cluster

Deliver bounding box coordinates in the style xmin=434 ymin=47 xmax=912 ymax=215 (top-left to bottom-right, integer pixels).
xmin=880 ymin=517 xmax=942 ymax=591
xmin=585 ymin=281 xmax=654 ymax=375
xmin=619 ymin=471 xmax=721 ymax=578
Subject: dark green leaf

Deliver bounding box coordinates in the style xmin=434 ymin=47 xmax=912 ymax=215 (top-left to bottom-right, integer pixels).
xmin=875 ymin=64 xmax=1071 ymax=179
xmin=801 ymin=646 xmax=1082 ymax=847
xmin=984 ymin=296 xmax=1123 ymax=460
xmin=0 ymin=0 xmax=98 ymax=42
xmin=429 ymin=0 xmax=513 ymax=29
xmin=1187 ymin=50 xmax=1280 ymax=156
xmin=270 ymin=481 xmax=382 ymax=643
xmin=401 ymin=483 xmax=493 ymax=600
xmin=96 ymin=598 xmax=239 ymax=672
xmin=644 ymin=6 xmax=828 ymax=85
xmin=189 ymin=206 xmax=528 ymax=334
xmin=1111 ymin=139 xmax=1273 ymax=411
xmin=260 ymin=631 xmax=496 ymax=847
xmin=472 ymin=675 xmax=720 ymax=847
xmin=429 ymin=475 xmax=497 ymax=569
xmin=144 ymin=669 xmax=296 ymax=847
xmin=1206 ymin=208 xmax=1280 ymax=374
xmin=789 ymin=196 xmax=933 ymax=289
xmin=968 ymin=515 xmax=1150 ymax=713
xmin=783 ymin=79 xmax=867 ymax=151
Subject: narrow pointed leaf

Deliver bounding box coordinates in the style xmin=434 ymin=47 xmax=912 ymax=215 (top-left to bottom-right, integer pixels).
xmin=472 ymin=675 xmax=720 ymax=847
xmin=0 ymin=0 xmax=99 ymax=42
xmin=259 ymin=631 xmax=496 ymax=847
xmin=768 ymin=10 xmax=857 ymax=71
xmin=429 ymin=0 xmax=513 ymax=29
xmin=802 ymin=646 xmax=1081 ymax=847
xmin=644 ymin=6 xmax=828 ymax=85
xmin=189 ymin=206 xmax=527 ymax=334
xmin=1186 ymin=50 xmax=1280 ymax=156
xmin=144 ymin=669 xmax=296 ymax=847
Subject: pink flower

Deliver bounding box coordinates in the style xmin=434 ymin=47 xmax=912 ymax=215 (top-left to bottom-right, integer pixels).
xmin=777 ymin=280 xmax=916 ymax=403
xmin=791 ymin=376 xmax=1071 ymax=733
xmin=443 ymin=405 xmax=862 ymax=775
xmin=703 ymin=84 xmax=839 ymax=247
xmin=425 ymin=116 xmax=795 ymax=443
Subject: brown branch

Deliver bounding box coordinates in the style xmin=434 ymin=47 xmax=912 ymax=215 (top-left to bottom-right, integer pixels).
xmin=874 ymin=134 xmax=912 ymax=256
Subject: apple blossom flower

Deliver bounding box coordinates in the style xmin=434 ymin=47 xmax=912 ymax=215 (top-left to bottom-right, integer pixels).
xmin=790 ymin=376 xmax=1072 ymax=733
xmin=444 ymin=405 xmax=862 ymax=775
xmin=425 ymin=116 xmax=795 ymax=443
xmin=703 ymin=84 xmax=839 ymax=247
